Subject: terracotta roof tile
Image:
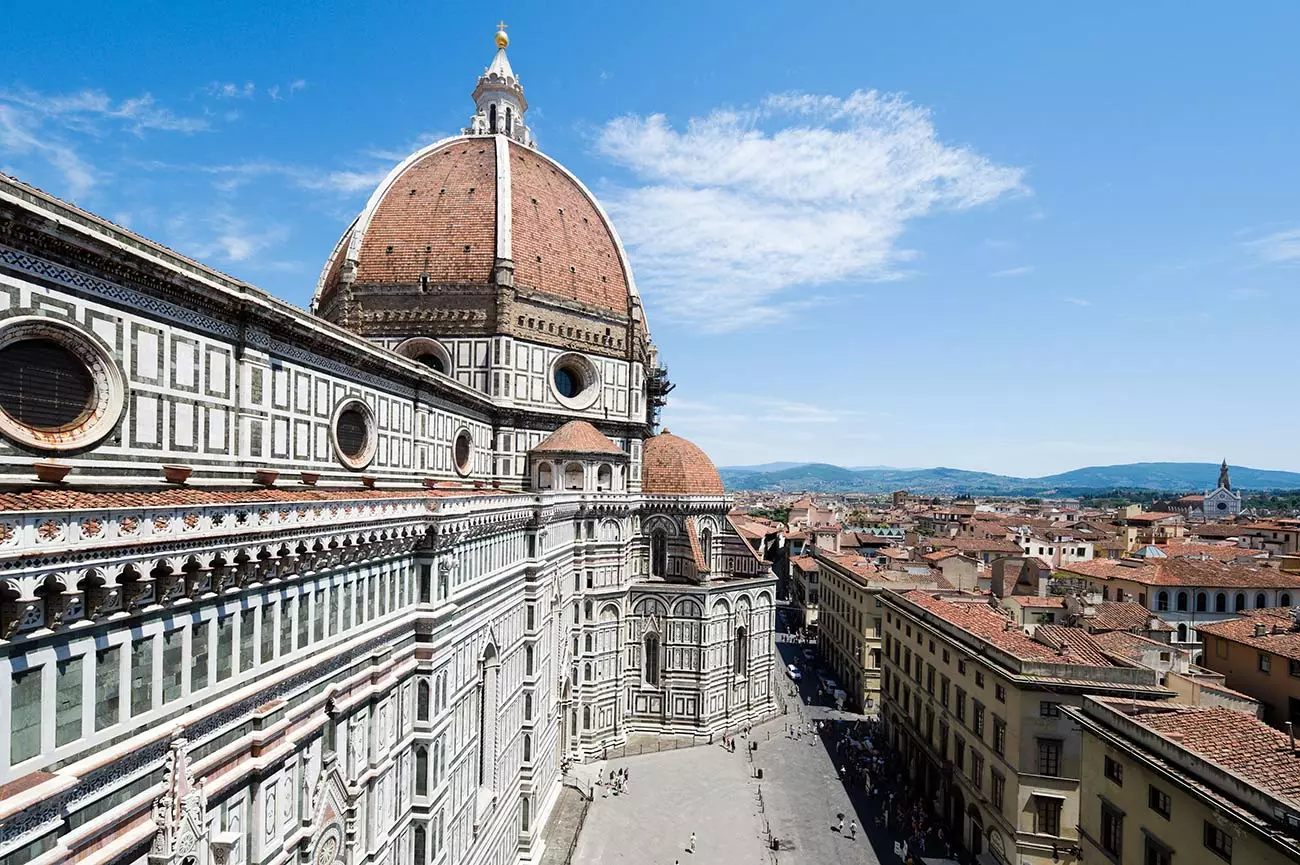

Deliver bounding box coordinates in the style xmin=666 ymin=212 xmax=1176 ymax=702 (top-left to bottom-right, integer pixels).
xmin=1087 ymin=602 xmax=1172 ymax=632
xmin=641 ymin=431 xmax=724 ymax=496
xmin=1059 ymin=556 xmax=1300 ymax=589
xmin=1034 ymin=625 xmax=1120 ymax=666
xmin=1198 ymin=608 xmax=1300 ymax=663
xmin=530 ymin=420 xmax=624 ymax=455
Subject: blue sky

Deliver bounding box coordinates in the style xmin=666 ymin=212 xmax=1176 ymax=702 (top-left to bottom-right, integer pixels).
xmin=4 ymin=2 xmax=1300 ymax=476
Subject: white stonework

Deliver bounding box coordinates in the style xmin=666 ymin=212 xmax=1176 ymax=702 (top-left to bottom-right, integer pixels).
xmin=0 ymin=33 xmax=776 ymax=865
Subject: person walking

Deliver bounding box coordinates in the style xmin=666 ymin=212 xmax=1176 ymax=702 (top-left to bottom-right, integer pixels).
xmin=848 ymin=819 xmax=857 ymax=840
xmin=688 ymin=832 xmax=696 ymax=854
xmin=836 ymin=816 xmax=844 ymax=833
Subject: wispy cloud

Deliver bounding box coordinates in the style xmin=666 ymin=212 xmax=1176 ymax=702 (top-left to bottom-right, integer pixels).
xmin=1063 ymin=297 xmax=1091 ymax=306
xmin=596 ymin=89 xmax=1028 ymax=332
xmin=1244 ymin=227 xmax=1300 ymax=264
xmin=205 ymin=82 xmax=257 ymax=100
xmin=990 ymin=265 xmax=1033 ymax=278
xmin=167 ymin=208 xmax=290 ymax=265
xmin=267 ymin=79 xmax=308 ymax=102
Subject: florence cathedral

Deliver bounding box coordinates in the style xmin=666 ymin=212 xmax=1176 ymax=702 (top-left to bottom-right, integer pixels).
xmin=0 ymin=29 xmax=777 ymax=865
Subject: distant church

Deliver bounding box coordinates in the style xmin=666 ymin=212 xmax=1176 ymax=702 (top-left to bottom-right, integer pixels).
xmin=1174 ymin=461 xmax=1243 ymax=522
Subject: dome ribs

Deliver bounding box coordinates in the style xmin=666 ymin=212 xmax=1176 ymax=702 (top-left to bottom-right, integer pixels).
xmin=355 ymin=144 xmax=497 ymax=287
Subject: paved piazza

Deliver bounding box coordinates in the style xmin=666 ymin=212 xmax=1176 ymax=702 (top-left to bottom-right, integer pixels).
xmin=570 ymin=643 xmax=888 ymax=865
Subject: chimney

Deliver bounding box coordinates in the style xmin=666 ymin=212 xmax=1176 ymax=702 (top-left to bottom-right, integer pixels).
xmin=1254 ymin=621 xmax=1269 ymax=638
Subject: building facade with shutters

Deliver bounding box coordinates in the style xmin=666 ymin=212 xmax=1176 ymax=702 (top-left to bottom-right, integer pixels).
xmin=0 ymin=28 xmax=777 ymax=865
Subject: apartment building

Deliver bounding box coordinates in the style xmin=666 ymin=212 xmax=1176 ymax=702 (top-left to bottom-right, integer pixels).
xmin=814 ymin=550 xmax=943 ymax=712
xmin=1198 ymin=607 xmax=1300 ymax=729
xmin=880 ymin=590 xmax=1172 ymax=865
xmin=789 ymin=555 xmax=820 ymax=632
xmin=1067 ymin=697 xmax=1300 ymax=864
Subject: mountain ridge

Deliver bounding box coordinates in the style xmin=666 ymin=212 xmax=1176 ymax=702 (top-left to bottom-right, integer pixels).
xmin=717 ymin=461 xmax=1300 ymax=495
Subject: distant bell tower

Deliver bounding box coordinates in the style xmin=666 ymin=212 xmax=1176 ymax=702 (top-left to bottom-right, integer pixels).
xmin=464 ymin=23 xmax=535 ymax=147
xmin=1219 ymin=459 xmax=1231 ymax=491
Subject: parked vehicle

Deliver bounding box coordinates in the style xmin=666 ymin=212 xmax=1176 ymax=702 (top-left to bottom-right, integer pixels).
xmin=787 ymin=664 xmax=802 ymax=681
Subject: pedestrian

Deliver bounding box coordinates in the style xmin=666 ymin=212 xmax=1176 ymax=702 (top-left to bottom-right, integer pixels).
xmin=849 ymin=819 xmax=857 ymax=840
xmin=688 ymin=832 xmax=696 ymax=853
xmin=836 ymin=816 xmax=844 ymax=833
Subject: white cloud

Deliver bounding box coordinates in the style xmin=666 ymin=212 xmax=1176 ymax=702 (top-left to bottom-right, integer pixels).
xmin=990 ymin=265 xmax=1033 ymax=278
xmin=1063 ymin=297 xmax=1091 ymax=306
xmin=596 ymin=89 xmax=1027 ymax=331
xmin=167 ymin=209 xmax=289 ymax=266
xmin=1245 ymin=228 xmax=1300 ymax=264
xmin=206 ymin=82 xmax=257 ymax=100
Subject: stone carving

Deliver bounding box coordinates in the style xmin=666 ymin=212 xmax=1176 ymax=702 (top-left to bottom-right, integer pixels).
xmin=148 ymin=736 xmax=206 ymax=865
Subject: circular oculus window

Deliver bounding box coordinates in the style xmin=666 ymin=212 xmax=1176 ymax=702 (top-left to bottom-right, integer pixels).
xmin=0 ymin=316 xmax=124 ymax=452
xmin=330 ymin=398 xmax=377 ymax=470
xmin=453 ymin=427 xmax=474 ymax=477
xmin=549 ymin=352 xmax=600 ymax=410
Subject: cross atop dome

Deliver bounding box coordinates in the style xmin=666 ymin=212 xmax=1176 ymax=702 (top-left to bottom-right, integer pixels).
xmin=465 ymin=22 xmax=535 ymax=147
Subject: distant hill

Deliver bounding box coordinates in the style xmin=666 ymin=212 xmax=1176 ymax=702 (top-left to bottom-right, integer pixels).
xmin=721 ymin=461 xmax=811 ymax=473
xmin=716 ymin=461 xmax=1300 ymax=495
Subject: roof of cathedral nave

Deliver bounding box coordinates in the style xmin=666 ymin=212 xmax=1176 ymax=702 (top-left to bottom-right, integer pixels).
xmin=314 ymin=27 xmax=643 ymax=325
xmin=531 ymin=420 xmax=625 ymax=456
xmin=0 ymin=486 xmax=496 ymax=514
xmin=641 ymin=430 xmax=725 ymax=496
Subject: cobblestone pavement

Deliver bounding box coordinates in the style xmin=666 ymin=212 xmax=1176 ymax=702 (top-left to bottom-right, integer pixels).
xmin=568 ymin=635 xmax=890 ymax=865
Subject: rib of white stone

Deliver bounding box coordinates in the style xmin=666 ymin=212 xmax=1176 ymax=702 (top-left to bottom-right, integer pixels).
xmin=495 ymin=134 xmax=512 ymax=264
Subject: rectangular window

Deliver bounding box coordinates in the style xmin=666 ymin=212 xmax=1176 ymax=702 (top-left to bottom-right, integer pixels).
xmin=297 ymin=593 xmax=310 ymax=649
xmin=420 ymin=564 xmax=432 ymax=603
xmin=970 ymin=752 xmax=983 ymax=791
xmin=991 ymin=771 xmax=1005 ymax=810
xmin=975 ymin=670 xmax=985 ymax=688
xmin=260 ymin=603 xmax=275 ymax=664
xmin=1034 ymin=797 xmax=1062 ymax=836
xmin=526 ymin=604 xmax=536 ymax=631
xmin=1100 ymin=803 xmax=1123 ymax=857
xmin=1148 ymin=785 xmax=1170 ymax=819
xmin=130 ymin=636 xmax=154 ymax=716
xmin=162 ymin=629 xmax=184 ymax=702
xmin=345 ymin=583 xmax=356 ymax=631
xmin=1037 ymin=738 xmax=1062 ymax=776
xmin=995 ymin=684 xmax=1006 ymax=702
xmin=956 ymin=688 xmax=967 ymax=722
xmin=1259 ymin=653 xmax=1271 ymax=673
xmin=973 ymin=701 xmax=985 ymax=737
xmin=940 ymin=676 xmax=950 ymax=708
xmin=216 ymin=615 xmax=234 ymax=681
xmin=193 ymin=619 xmax=211 ymax=691
xmin=993 ymin=718 xmax=1006 ymax=756
xmin=329 ymin=586 xmax=340 ymax=636
xmin=1204 ymin=821 xmax=1232 ymax=861
xmin=11 ymin=667 xmax=43 ymax=764
xmin=95 ymin=645 xmax=121 ymax=730
xmin=1104 ymin=755 xmax=1124 ymax=785
xmin=1145 ymin=836 xmax=1172 ymax=865
xmin=926 ymin=664 xmax=935 ymax=695
xmin=55 ymin=657 xmax=83 ymax=747
xmin=1040 ymin=701 xmax=1061 ymax=718
xmin=958 ymin=658 xmax=967 ymax=674
xmin=281 ymin=596 xmax=295 ymax=655
xmin=1290 ymin=658 xmax=1300 ymax=678
xmin=954 ymin=736 xmax=966 ymax=771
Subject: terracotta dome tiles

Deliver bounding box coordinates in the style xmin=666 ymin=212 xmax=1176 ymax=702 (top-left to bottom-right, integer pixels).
xmin=531 ymin=420 xmax=624 ymax=455
xmin=641 ymin=430 xmax=725 ymax=496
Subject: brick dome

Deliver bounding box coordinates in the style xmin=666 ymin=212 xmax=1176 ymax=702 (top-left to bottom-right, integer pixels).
xmin=313 ymin=135 xmax=637 ymax=318
xmin=642 ymin=430 xmax=725 ymax=496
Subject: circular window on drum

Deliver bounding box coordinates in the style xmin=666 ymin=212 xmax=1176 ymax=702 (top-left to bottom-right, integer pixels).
xmin=0 ymin=316 xmax=125 ymax=452
xmin=330 ymin=398 xmax=377 ymax=470
xmin=549 ymin=352 xmax=600 ymax=410
xmin=453 ymin=427 xmax=474 ymax=476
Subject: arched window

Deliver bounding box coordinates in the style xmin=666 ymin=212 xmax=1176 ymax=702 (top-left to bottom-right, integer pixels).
xmin=564 ymin=462 xmax=584 ymax=490
xmin=584 ymin=633 xmax=593 ymax=653
xmin=734 ymin=626 xmax=749 ymax=676
xmin=1176 ymin=591 xmax=1189 ymax=612
xmin=415 ymin=745 xmax=429 ymax=795
xmin=700 ymin=527 xmax=713 ymax=569
xmin=1235 ymin=593 xmax=1246 ymax=612
xmin=596 ymin=464 xmax=613 ymax=491
xmin=1214 ymin=592 xmax=1227 ymax=613
xmin=1156 ymin=591 xmax=1169 ymax=612
xmin=1257 ymin=593 xmax=1268 ymax=609
xmin=651 ymin=530 xmax=668 ymax=577
xmin=1195 ymin=592 xmax=1208 ymax=612
xmin=583 ymin=705 xmax=592 ymax=728
xmin=644 ymin=632 xmax=661 ymax=686
xmin=584 ymin=600 xmax=593 ymax=620
xmin=537 ymin=462 xmax=552 ymax=490
xmin=522 ymin=733 xmax=532 ymax=763
xmin=1283 ymin=593 xmax=1293 ymax=607
xmin=414 ymin=826 xmax=426 ymax=865
xmin=478 ymin=644 xmax=499 ymax=790
xmin=584 ymin=662 xmax=592 ymax=682
xmin=523 ymin=693 xmax=532 ymax=720
xmin=489 ymin=103 xmax=498 ymax=132
xmin=505 ymin=106 xmax=514 ymax=134
xmin=417 ymin=680 xmax=430 ymax=721
xmin=1176 ymin=623 xmax=1188 ymax=642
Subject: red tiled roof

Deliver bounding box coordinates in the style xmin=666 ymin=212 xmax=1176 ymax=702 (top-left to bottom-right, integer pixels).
xmin=1034 ymin=626 xmax=1119 ymax=666
xmin=1162 ymin=540 xmax=1267 ymax=563
xmin=0 ymin=487 xmax=462 ymax=514
xmin=641 ymin=431 xmax=724 ymax=496
xmin=1116 ymin=701 xmax=1300 ymax=805
xmin=1008 ymin=596 xmax=1065 ymax=608
xmin=1086 ymin=602 xmax=1172 ymax=633
xmin=1125 ymin=511 xmax=1181 ymax=524
xmin=1198 ymin=608 xmax=1300 ymax=663
xmin=685 ymin=517 xmax=710 ymax=573
xmin=1059 ymin=557 xmax=1300 ymax=589
xmin=1090 ymin=630 xmax=1179 ymax=662
xmin=931 ymin=536 xmax=1024 ymax=554
xmin=898 ymin=591 xmax=1121 ymax=666
xmin=790 ymin=555 xmax=818 ymax=571
xmin=530 ymin=420 xmax=624 ymax=455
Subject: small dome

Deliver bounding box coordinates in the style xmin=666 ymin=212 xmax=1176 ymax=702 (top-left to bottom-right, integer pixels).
xmin=642 ymin=430 xmax=724 ymax=495
xmin=531 ymin=420 xmax=624 ymax=455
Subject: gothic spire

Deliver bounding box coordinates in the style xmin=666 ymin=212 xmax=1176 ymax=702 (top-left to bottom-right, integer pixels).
xmin=1219 ymin=459 xmax=1231 ymax=491
xmin=464 ymin=23 xmax=534 ymax=147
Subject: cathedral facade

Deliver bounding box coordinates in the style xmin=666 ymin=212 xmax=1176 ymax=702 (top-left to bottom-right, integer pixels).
xmin=0 ymin=29 xmax=776 ymax=865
